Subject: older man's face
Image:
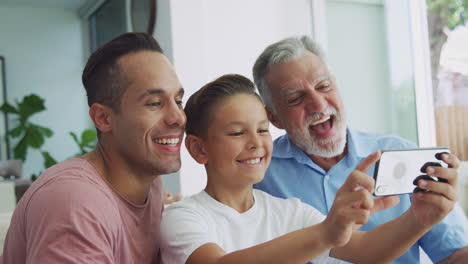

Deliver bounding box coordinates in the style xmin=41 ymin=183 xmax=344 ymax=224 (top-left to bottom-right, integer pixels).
xmin=265 ymin=51 xmax=347 ymax=158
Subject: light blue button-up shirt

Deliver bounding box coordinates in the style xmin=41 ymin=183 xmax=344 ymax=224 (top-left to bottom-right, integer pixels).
xmin=255 ymin=129 xmax=468 ymax=263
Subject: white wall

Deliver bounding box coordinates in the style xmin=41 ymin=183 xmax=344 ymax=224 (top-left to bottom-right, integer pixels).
xmin=0 ymin=7 xmax=90 ymax=179
xmin=169 ymin=0 xmax=314 ymax=195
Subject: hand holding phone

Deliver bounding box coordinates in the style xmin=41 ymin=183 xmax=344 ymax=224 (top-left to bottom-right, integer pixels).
xmin=373 ymin=147 xmax=450 ymax=196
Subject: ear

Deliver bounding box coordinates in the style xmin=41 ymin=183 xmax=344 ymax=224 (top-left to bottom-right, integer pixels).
xmin=89 ymin=103 xmax=113 ymax=133
xmin=185 ymin=135 xmax=208 ymax=164
xmin=266 ymin=107 xmax=284 ymax=129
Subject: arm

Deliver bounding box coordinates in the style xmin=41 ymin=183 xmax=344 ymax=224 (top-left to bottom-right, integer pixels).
xmin=332 ymin=153 xmax=461 ymax=263
xmin=438 ymin=246 xmax=468 ymax=264
xmin=187 ymin=224 xmax=333 ymax=264
xmin=183 ymin=152 xmax=385 ymax=264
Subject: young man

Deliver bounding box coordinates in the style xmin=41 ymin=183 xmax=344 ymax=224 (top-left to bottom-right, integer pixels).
xmin=253 ymin=35 xmax=468 ymax=263
xmin=1 ymin=33 xmax=185 ymax=263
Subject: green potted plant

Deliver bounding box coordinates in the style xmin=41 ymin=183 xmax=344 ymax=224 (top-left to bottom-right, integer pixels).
xmin=0 ymin=94 xmax=55 ymax=169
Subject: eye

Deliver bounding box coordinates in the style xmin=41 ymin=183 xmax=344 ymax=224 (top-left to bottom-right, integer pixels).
xmin=287 ymin=95 xmax=303 ymax=105
xmin=176 ymin=99 xmax=183 ymax=108
xmin=228 ymin=131 xmax=244 ymax=136
xmin=258 ymin=129 xmax=269 ymax=134
xmin=146 ymin=102 xmax=161 ymax=107
xmin=316 ymin=81 xmax=332 ymax=92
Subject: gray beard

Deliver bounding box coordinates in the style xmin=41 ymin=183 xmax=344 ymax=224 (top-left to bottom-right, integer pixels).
xmin=288 ymin=109 xmax=347 ymax=158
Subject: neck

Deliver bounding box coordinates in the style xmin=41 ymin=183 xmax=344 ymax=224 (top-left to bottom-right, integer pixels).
xmin=308 ymin=145 xmax=348 ymax=172
xmin=83 ymin=141 xmax=157 ymax=205
xmin=205 ymin=181 xmax=254 ymax=213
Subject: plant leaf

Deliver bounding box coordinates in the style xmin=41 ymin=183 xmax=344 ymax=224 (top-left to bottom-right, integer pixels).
xmin=42 ymin=151 xmax=57 ymax=169
xmin=25 ymin=125 xmax=45 ymax=149
xmin=69 ymin=132 xmax=80 ymax=145
xmin=81 ymin=129 xmax=97 ymax=147
xmin=14 ymin=136 xmax=28 ymax=161
xmin=18 ymin=94 xmax=46 ymax=122
xmin=0 ymin=102 xmax=19 ymax=114
xmin=31 ymin=124 xmax=53 ymax=138
xmin=9 ymin=124 xmax=24 ymax=138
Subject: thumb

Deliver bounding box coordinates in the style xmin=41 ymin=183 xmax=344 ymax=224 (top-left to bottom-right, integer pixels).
xmin=355 ymin=151 xmax=381 ymax=173
xmin=371 ymin=196 xmax=400 ymax=214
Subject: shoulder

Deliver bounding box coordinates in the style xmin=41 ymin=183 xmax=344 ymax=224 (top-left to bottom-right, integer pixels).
xmin=4 ymin=159 xmax=122 ymax=262
xmin=161 ymin=193 xmax=211 ymax=232
xmin=19 ymin=158 xmax=120 ymax=228
xmin=160 ymin=193 xmax=216 ymax=263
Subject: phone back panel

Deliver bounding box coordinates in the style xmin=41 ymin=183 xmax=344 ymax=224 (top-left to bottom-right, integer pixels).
xmin=373 ymin=147 xmax=449 ymax=196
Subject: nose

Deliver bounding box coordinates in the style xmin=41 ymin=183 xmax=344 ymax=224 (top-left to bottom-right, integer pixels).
xmin=304 ymin=89 xmax=327 ymax=114
xmin=248 ymin=133 xmax=262 ymax=150
xmin=164 ymin=102 xmax=186 ymax=128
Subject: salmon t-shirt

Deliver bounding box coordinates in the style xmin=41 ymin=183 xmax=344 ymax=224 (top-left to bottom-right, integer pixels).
xmin=1 ymin=157 xmax=163 ymax=264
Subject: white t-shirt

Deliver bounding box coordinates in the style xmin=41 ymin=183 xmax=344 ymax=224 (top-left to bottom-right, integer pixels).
xmin=160 ymin=189 xmax=340 ymax=264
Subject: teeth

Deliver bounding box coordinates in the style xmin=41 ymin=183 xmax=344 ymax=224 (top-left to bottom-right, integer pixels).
xmin=241 ymin=158 xmax=261 ymax=164
xmin=154 ymin=138 xmax=180 ymax=145
xmin=310 ymin=115 xmax=331 ymax=126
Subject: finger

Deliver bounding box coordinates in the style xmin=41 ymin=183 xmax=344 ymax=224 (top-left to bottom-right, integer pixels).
xmin=342 ymin=170 xmax=375 ymax=194
xmin=355 ymin=151 xmax=381 ymax=173
xmin=354 ymin=171 xmax=375 ymax=193
xmin=426 ymin=167 xmax=458 ymax=187
xmin=337 ymin=206 xmax=371 ymax=226
xmin=413 ymin=191 xmax=454 ymax=212
xmin=352 ymin=189 xmax=374 ymax=210
xmin=338 ymin=188 xmax=373 ymax=210
xmin=348 ymin=208 xmax=371 ymax=225
xmin=417 ymin=179 xmax=457 ymax=201
xmin=441 ymin=153 xmax=460 ymax=169
xmin=371 ymin=196 xmax=400 ymax=214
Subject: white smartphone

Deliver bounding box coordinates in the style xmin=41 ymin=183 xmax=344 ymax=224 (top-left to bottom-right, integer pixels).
xmin=373 ymin=147 xmax=450 ymax=197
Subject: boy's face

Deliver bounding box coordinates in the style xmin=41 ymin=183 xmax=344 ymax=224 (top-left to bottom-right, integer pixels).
xmin=202 ymin=94 xmax=272 ymax=187
xmin=110 ymin=51 xmax=186 ymax=176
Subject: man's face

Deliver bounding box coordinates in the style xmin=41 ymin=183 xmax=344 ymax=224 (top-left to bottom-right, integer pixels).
xmin=111 ymin=51 xmax=186 ymax=175
xmin=265 ymin=51 xmax=347 ymax=158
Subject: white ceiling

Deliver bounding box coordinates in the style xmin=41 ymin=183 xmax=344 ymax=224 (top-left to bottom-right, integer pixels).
xmin=0 ymin=0 xmax=89 ymax=9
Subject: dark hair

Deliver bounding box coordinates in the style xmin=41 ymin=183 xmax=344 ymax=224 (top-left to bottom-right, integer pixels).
xmin=82 ymin=32 xmax=163 ymax=112
xmin=185 ymin=74 xmax=263 ymax=138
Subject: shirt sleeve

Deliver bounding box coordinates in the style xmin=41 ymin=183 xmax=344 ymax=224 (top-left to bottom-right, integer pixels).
xmin=160 ymin=203 xmax=216 ymax=264
xmin=419 ymin=204 xmax=468 ymax=262
xmin=23 ymin=178 xmax=119 ymax=263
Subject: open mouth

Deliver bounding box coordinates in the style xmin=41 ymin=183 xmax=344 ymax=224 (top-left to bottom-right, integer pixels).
xmin=309 ymin=115 xmax=335 ymax=135
xmin=237 ymin=157 xmax=263 ymax=165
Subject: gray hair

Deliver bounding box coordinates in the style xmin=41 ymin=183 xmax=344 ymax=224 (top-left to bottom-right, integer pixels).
xmin=252 ymin=35 xmax=326 ymax=113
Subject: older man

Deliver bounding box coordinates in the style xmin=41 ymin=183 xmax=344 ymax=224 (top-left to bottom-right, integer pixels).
xmin=253 ymin=35 xmax=467 ymax=263
xmin=1 ymin=33 xmax=185 ymax=263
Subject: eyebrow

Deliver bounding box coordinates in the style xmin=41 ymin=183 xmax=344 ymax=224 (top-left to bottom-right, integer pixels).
xmin=138 ymin=87 xmax=185 ymax=101
xmin=224 ymin=119 xmax=270 ymax=127
xmin=279 ymin=75 xmax=331 ymax=97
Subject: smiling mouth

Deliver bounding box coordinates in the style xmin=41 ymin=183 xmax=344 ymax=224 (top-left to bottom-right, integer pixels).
xmin=237 ymin=157 xmax=263 ymax=165
xmin=310 ymin=115 xmax=331 ymax=126
xmin=152 ymin=137 xmax=180 ymax=146
xmin=309 ymin=115 xmax=335 ymax=134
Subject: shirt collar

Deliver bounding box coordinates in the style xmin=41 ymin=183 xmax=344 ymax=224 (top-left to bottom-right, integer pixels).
xmin=271 ymin=133 xmax=312 ymax=164
xmin=347 ymin=128 xmax=371 ymax=159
